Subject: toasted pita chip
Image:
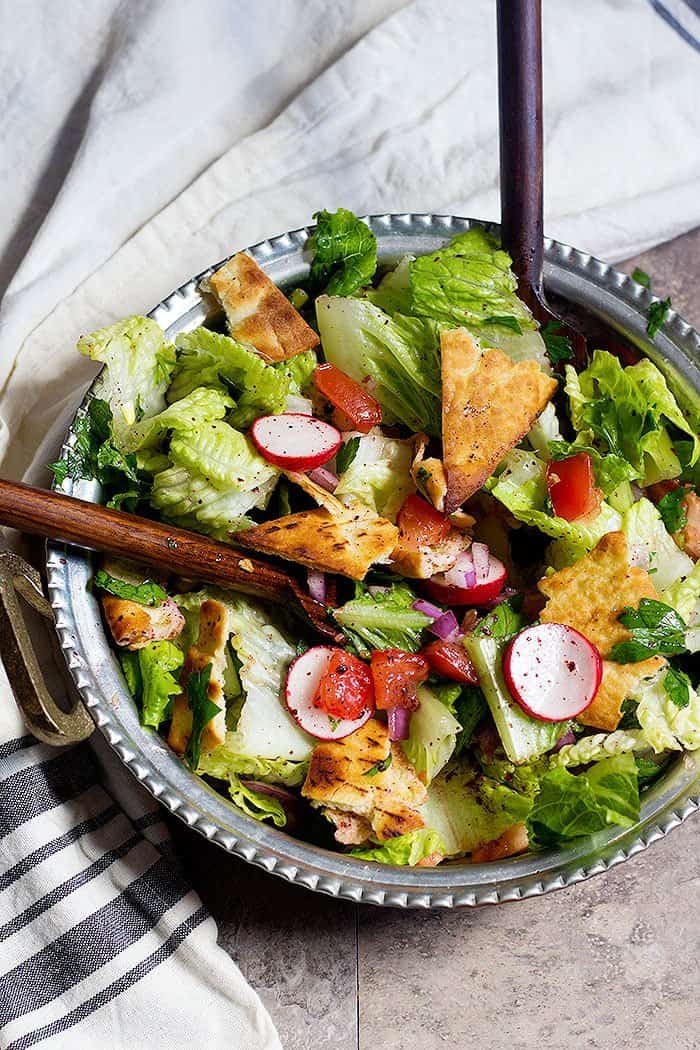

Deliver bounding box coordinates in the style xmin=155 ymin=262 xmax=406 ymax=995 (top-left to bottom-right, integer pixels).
xmin=391 ymin=528 xmax=467 ymax=580
xmin=282 ymin=470 xmax=346 ymax=515
xmin=303 ymin=718 xmax=426 ymax=841
xmin=441 ymin=328 xmax=557 ymax=513
xmin=102 ymin=595 xmax=184 ymax=650
xmin=538 ymin=532 xmax=659 ymax=655
xmin=168 ymin=599 xmax=231 ymax=756
xmin=578 ymin=657 xmax=666 ymax=731
xmin=208 ymin=252 xmax=319 ymax=361
xmin=411 ymin=434 xmax=448 ymax=512
xmin=538 ymin=531 xmax=664 ymax=730
xmin=236 ymin=505 xmax=398 ymax=579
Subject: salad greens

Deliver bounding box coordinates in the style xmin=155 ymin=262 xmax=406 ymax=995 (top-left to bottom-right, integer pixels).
xmin=60 ymin=207 xmax=699 ymax=868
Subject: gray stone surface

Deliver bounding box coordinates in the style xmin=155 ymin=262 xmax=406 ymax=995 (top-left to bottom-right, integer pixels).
xmin=172 ymin=226 xmax=700 ymax=1050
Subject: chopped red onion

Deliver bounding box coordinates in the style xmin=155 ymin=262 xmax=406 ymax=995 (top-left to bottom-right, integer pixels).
xmin=445 ymin=550 xmax=474 ymax=588
xmin=429 ymin=610 xmax=461 ymax=641
xmin=412 ymin=599 xmax=443 ymax=620
xmin=388 ymin=706 xmax=411 ymax=741
xmin=471 ymin=542 xmax=490 ymax=582
xmin=307 ymin=571 xmax=327 ymax=603
xmin=285 ymin=394 xmax=313 ymax=415
xmin=552 ymin=729 xmax=577 ymax=753
xmin=308 ymin=466 xmax=339 ymax=491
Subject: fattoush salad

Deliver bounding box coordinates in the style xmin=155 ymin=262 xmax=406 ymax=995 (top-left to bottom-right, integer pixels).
xmin=52 ymin=210 xmax=700 ymax=867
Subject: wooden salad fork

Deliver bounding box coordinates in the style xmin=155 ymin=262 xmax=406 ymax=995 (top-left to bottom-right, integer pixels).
xmin=0 ymin=478 xmax=344 ymax=643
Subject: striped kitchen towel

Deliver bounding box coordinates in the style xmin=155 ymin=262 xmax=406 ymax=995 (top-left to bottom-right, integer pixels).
xmin=0 ymin=696 xmax=282 ymax=1050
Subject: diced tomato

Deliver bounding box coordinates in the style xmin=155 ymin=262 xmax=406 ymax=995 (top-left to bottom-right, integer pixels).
xmin=370 ymin=649 xmax=429 ymax=710
xmin=421 ymin=640 xmax=479 ymax=684
xmin=545 ymin=453 xmax=602 ymax=522
xmin=396 ymin=494 xmax=451 ymax=550
xmin=314 ymin=363 xmax=382 ymax=434
xmin=314 ymin=650 xmax=374 ymax=721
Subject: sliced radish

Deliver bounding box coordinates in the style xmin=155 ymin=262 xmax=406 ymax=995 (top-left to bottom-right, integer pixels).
xmin=285 ymin=646 xmax=374 ymax=740
xmin=251 ymin=414 xmax=341 ymax=471
xmin=423 ymin=550 xmax=507 ymax=607
xmin=503 ymin=624 xmax=602 ymax=722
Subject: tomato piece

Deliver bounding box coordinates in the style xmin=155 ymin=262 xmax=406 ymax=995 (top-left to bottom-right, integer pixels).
xmin=396 ymin=494 xmax=451 ymax=550
xmin=314 ymin=650 xmax=374 ymax=721
xmin=370 ymin=649 xmax=429 ymax=710
xmin=546 ymin=453 xmax=602 ymax=522
xmin=314 ymin=363 xmax=382 ymax=435
xmin=421 ymin=640 xmax=478 ymax=684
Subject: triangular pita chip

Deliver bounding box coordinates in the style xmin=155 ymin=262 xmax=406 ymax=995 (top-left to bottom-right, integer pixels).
xmin=441 ymin=328 xmax=557 ymax=512
xmin=208 ymin=252 xmax=319 ymax=361
xmin=235 ymin=505 xmax=398 ymax=579
xmin=578 ymin=657 xmax=666 ymax=731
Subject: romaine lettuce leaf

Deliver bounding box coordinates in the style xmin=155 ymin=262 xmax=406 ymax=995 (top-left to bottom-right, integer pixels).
xmin=333 ymin=581 xmax=430 ymax=656
xmin=120 ymin=387 xmax=233 ymax=453
xmin=402 ymin=685 xmax=462 ymax=785
xmin=633 ymin=668 xmax=700 ymax=752
xmin=169 ymin=422 xmax=277 ymax=490
xmin=169 ymin=327 xmax=290 ymax=427
xmin=151 ymin=464 xmax=276 ymax=540
xmin=226 ymin=774 xmax=287 ymax=827
xmin=315 ymin=295 xmax=441 ymax=435
xmin=527 ymin=753 xmax=640 ymax=846
xmin=551 ymin=729 xmax=649 ymax=768
xmin=307 ymin=208 xmax=377 ymax=296
xmin=366 ymin=254 xmax=414 ymax=315
xmin=136 ymin=641 xmax=184 ymax=729
xmin=334 ymin=428 xmax=415 ymax=522
xmin=350 ymin=828 xmax=445 ymax=865
xmin=272 ymin=349 xmax=318 ymax=395
xmin=660 ymin=561 xmax=700 ymax=624
xmin=622 ymin=498 xmax=694 ymax=593
xmin=409 ymin=228 xmax=536 ymax=333
xmin=78 ymin=317 xmax=176 ymax=448
xmin=197 ymin=743 xmax=308 ymax=787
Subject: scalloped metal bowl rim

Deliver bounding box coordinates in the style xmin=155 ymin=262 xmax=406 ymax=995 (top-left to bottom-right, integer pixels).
xmin=46 ymin=214 xmax=700 ymax=908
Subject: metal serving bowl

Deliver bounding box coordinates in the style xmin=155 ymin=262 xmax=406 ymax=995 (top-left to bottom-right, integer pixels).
xmin=42 ymin=215 xmax=700 ymax=908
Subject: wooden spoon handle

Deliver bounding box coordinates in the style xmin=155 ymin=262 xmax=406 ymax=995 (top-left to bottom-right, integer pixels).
xmin=0 ymin=478 xmax=293 ymax=603
xmin=497 ymin=0 xmax=544 ymax=306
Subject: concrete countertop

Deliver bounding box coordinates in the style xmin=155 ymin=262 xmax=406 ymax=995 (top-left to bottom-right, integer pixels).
xmin=170 ymin=225 xmax=700 ymax=1050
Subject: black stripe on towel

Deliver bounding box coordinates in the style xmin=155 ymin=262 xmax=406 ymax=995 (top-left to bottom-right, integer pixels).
xmin=649 ymin=0 xmax=700 ymax=50
xmin=0 ymin=736 xmax=36 ymax=761
xmin=0 ymin=745 xmax=98 ymax=838
xmin=5 ymin=906 xmax=208 ymax=1050
xmin=0 ymin=856 xmax=189 ymax=1025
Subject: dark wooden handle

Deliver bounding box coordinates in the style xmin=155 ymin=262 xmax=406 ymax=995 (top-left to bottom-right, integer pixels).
xmin=0 ymin=478 xmax=293 ymax=603
xmin=497 ymin=0 xmax=544 ymax=307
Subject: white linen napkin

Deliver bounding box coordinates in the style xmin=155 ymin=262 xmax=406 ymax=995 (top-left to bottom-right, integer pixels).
xmin=0 ymin=2 xmax=698 ymax=1048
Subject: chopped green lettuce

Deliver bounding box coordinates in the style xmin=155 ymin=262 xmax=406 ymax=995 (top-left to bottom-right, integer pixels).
xmin=151 ymin=464 xmax=276 ymax=540
xmin=78 ymin=317 xmax=176 ymax=448
xmin=551 ymin=729 xmax=649 ymax=768
xmin=527 ymin=402 xmax=563 ymax=458
xmin=169 ymin=327 xmax=290 ymax=427
xmin=633 ymin=669 xmax=700 ymax=752
xmin=661 ymin=562 xmax=700 ymax=624
xmin=273 ymin=349 xmax=318 ymax=395
xmin=198 ymin=743 xmax=308 ymax=787
xmin=409 ymin=228 xmax=536 ymax=334
xmin=366 ymin=254 xmax=414 ymax=315
xmin=333 ymin=582 xmax=430 ymax=657
xmin=527 ymin=754 xmax=640 ymax=846
xmin=453 ymin=686 xmax=489 ymax=754
xmin=315 ymin=295 xmax=441 ymax=435
xmin=402 ymin=685 xmax=462 ymax=785
xmin=334 ymin=429 xmax=415 ymax=522
xmin=169 ymin=422 xmax=276 ymax=490
xmin=350 ymin=828 xmax=445 ymax=865
xmin=307 ymin=208 xmax=377 ymax=296
xmin=226 ymin=774 xmax=287 ymax=827
xmin=120 ymin=387 xmax=233 ymax=453
xmin=119 ymin=641 xmax=183 ymax=730
xmin=622 ymin=498 xmax=693 ymax=593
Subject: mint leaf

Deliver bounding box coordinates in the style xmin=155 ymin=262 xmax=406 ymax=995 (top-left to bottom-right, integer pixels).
xmin=94 ymin=570 xmax=167 ymax=607
xmin=631 ymin=267 xmax=651 ymax=288
xmin=541 ymin=320 xmax=573 ymax=364
xmin=454 ymin=686 xmax=488 ymax=753
xmin=184 ymin=663 xmax=218 ymax=769
xmin=336 ymin=436 xmax=361 ymax=474
xmin=49 ymin=398 xmax=113 ymax=484
xmin=363 ymin=753 xmax=393 ymax=777
xmin=609 ymin=599 xmax=688 ymax=662
xmin=657 ymin=487 xmax=688 ymax=533
xmin=308 ymin=208 xmax=377 ymax=297
xmin=647 ymin=296 xmax=671 ymax=338
xmin=663 ymin=666 xmax=691 ymax=709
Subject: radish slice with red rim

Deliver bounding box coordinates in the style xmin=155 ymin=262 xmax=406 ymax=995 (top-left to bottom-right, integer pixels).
xmin=251 ymin=414 xmax=341 ymax=471
xmin=285 ymin=646 xmax=373 ymax=740
xmin=503 ymin=624 xmax=602 ymax=722
xmin=423 ymin=551 xmax=507 ymax=607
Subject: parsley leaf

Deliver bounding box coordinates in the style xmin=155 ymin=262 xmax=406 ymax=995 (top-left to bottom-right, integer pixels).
xmin=609 ymin=599 xmax=688 ymax=663
xmin=184 ymin=663 xmax=218 ymax=769
xmin=647 ymin=296 xmax=671 ymax=338
xmin=631 ymin=267 xmax=651 ymax=288
xmin=363 ymin=753 xmax=393 ymax=777
xmin=49 ymin=398 xmax=112 ymax=485
xmin=336 ymin=436 xmax=361 ymax=474
xmin=657 ymin=487 xmax=688 ymax=533
xmin=483 ymin=315 xmax=522 ymax=334
xmin=93 ymin=570 xmax=167 ymax=607
xmin=663 ymin=667 xmax=691 ymax=709
xmin=307 ymin=208 xmax=377 ymax=297
xmin=541 ymin=320 xmax=573 ymax=364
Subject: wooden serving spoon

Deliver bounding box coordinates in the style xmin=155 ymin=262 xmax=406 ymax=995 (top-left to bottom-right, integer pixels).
xmin=497 ymin=0 xmax=587 ymax=368
xmin=0 ymin=477 xmax=344 ymax=643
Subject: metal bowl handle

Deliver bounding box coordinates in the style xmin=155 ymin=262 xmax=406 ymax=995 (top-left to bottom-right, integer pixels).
xmin=0 ymin=550 xmax=94 ymax=745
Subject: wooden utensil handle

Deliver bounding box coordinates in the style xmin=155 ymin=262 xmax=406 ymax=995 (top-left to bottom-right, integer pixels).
xmin=497 ymin=0 xmax=543 ymax=304
xmin=0 ymin=478 xmax=291 ymax=602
